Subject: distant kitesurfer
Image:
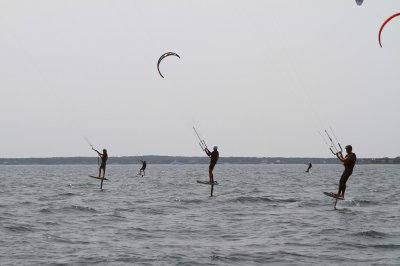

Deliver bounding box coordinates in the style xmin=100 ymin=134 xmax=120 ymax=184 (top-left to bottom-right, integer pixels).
xmin=139 ymin=160 xmax=147 ymax=177
xmin=335 ymin=145 xmax=357 ymax=199
xmin=305 ymin=162 xmax=312 ymax=173
xmin=93 ymin=148 xmax=108 ymax=179
xmin=204 ymin=146 xmax=219 ymax=184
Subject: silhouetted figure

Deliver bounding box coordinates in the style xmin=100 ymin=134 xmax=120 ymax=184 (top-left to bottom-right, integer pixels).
xmin=139 ymin=160 xmax=147 ymax=177
xmin=204 ymin=146 xmax=219 ymax=183
xmin=335 ymin=145 xmax=357 ymax=199
xmin=93 ymin=148 xmax=108 ymax=179
xmin=305 ymin=162 xmax=312 ymax=173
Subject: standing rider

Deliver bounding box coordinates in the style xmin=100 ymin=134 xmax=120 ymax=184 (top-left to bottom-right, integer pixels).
xmin=139 ymin=159 xmax=147 ymax=177
xmin=335 ymin=145 xmax=356 ymax=199
xmin=204 ymin=146 xmax=219 ymax=184
xmin=93 ymin=148 xmax=108 ymax=179
xmin=305 ymin=162 xmax=312 ymax=173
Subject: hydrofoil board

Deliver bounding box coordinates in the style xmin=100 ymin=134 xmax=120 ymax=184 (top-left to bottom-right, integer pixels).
xmin=88 ymin=175 xmax=108 ymax=180
xmin=323 ymin=192 xmax=344 ymax=200
xmin=197 ymin=180 xmax=218 ymax=185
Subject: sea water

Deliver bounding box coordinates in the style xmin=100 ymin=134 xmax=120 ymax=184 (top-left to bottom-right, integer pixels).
xmin=0 ymin=164 xmax=399 ymax=265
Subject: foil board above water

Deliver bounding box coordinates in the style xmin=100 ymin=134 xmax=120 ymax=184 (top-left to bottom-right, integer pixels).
xmin=196 ymin=180 xmax=218 ymax=185
xmin=88 ymin=175 xmax=108 ymax=181
xmin=324 ymin=192 xmax=344 ymax=200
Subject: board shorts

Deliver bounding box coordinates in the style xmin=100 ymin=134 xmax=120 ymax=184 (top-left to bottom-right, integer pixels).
xmin=339 ymin=169 xmax=353 ymax=186
xmin=209 ymin=163 xmax=217 ymax=171
xmin=100 ymin=163 xmax=106 ymax=170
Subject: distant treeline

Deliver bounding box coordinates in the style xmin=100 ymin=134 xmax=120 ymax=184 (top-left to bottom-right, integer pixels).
xmin=0 ymin=156 xmax=399 ymax=165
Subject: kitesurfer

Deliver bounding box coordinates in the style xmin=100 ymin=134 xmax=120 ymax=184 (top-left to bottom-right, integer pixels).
xmin=139 ymin=160 xmax=147 ymax=177
xmin=205 ymin=146 xmax=219 ymax=184
xmin=93 ymin=148 xmax=108 ymax=179
xmin=335 ymin=145 xmax=357 ymax=199
xmin=305 ymin=162 xmax=312 ymax=173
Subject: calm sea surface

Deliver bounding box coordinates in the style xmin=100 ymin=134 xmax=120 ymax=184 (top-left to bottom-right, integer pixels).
xmin=0 ymin=164 xmax=399 ymax=265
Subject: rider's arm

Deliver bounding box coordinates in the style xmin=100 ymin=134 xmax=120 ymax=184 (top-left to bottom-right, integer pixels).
xmin=336 ymin=152 xmax=344 ymax=162
xmin=93 ymin=149 xmax=101 ymax=156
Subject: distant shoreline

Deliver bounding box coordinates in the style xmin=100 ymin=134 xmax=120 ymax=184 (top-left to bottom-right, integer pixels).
xmin=0 ymin=156 xmax=399 ymax=165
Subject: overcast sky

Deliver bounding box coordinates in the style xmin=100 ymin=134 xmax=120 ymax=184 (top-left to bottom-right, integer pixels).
xmin=0 ymin=1 xmax=399 ymax=158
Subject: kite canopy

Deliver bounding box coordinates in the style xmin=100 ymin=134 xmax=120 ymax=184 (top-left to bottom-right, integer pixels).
xmin=157 ymin=52 xmax=180 ymax=78
xmin=378 ymin=13 xmax=400 ymax=48
xmin=355 ymin=0 xmax=363 ymax=6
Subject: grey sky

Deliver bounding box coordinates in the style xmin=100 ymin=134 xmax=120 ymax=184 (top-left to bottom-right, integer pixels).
xmin=0 ymin=1 xmax=399 ymax=158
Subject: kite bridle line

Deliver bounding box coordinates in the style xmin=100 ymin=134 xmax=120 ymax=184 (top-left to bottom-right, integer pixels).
xmin=324 ymin=130 xmax=340 ymax=154
xmin=319 ymin=127 xmax=342 ymax=156
xmin=329 ymin=126 xmax=343 ymax=153
xmin=318 ymin=131 xmax=335 ymax=155
xmin=84 ymin=136 xmax=100 ymax=166
xmin=84 ymin=137 xmax=95 ymax=151
xmin=193 ymin=126 xmax=207 ymax=151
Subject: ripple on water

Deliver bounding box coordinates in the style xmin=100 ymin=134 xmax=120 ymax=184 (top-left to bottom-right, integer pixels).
xmin=5 ymin=224 xmax=34 ymax=233
xmin=352 ymin=230 xmax=390 ymax=239
xmin=57 ymin=205 xmax=98 ymax=214
xmin=232 ymin=196 xmax=297 ymax=204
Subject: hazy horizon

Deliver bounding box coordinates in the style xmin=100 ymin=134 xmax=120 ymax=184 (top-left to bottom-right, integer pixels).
xmin=0 ymin=154 xmax=397 ymax=160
